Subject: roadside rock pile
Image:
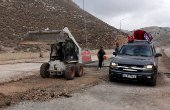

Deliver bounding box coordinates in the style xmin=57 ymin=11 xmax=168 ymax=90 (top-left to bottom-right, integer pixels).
xmin=0 ymin=0 xmax=127 ymax=53
xmin=0 ymin=93 xmax=12 ymax=108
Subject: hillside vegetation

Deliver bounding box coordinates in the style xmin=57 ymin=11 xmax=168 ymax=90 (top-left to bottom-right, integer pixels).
xmin=0 ymin=0 xmax=127 ymax=53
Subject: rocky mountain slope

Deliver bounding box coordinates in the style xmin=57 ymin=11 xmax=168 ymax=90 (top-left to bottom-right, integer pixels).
xmin=0 ymin=0 xmax=127 ymax=53
xmin=123 ymin=26 xmax=170 ymax=46
xmin=142 ymin=27 xmax=170 ymax=46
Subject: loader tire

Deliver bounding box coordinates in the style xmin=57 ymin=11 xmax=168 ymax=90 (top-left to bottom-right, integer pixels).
xmin=75 ymin=63 xmax=83 ymax=77
xmin=65 ymin=64 xmax=75 ymax=80
xmin=40 ymin=63 xmax=50 ymax=78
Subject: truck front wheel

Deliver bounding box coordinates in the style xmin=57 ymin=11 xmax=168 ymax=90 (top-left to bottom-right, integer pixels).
xmin=148 ymin=77 xmax=157 ymax=86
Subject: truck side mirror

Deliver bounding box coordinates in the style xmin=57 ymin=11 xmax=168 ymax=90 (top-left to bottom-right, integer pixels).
xmin=155 ymin=53 xmax=162 ymax=57
xmin=113 ymin=52 xmax=117 ymax=55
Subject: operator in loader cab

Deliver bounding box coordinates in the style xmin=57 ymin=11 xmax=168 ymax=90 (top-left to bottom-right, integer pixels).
xmin=97 ymin=47 xmax=105 ymax=69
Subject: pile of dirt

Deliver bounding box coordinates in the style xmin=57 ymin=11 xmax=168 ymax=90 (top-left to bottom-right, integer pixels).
xmin=0 ymin=0 xmax=127 ymax=53
xmin=0 ymin=93 xmax=13 ymax=108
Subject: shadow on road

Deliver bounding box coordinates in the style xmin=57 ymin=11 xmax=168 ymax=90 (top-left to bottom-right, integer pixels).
xmin=108 ymin=73 xmax=169 ymax=87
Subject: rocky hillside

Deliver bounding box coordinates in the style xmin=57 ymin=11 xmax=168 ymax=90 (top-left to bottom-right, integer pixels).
xmin=123 ymin=26 xmax=170 ymax=46
xmin=0 ymin=0 xmax=127 ymax=53
xmin=141 ymin=27 xmax=170 ymax=46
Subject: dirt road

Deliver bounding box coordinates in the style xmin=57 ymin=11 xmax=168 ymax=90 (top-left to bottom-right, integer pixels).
xmin=1 ymin=50 xmax=170 ymax=109
xmin=0 ymin=59 xmax=109 ymax=108
xmin=6 ymin=76 xmax=170 ymax=110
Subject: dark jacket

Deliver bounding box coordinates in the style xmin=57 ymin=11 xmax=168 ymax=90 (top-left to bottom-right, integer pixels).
xmin=97 ymin=50 xmax=105 ymax=60
xmin=115 ymin=46 xmax=119 ymax=54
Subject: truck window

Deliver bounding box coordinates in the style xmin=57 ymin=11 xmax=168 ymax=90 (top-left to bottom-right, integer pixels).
xmin=119 ymin=45 xmax=153 ymax=57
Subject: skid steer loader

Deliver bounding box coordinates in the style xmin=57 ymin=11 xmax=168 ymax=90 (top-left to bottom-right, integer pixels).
xmin=24 ymin=27 xmax=83 ymax=80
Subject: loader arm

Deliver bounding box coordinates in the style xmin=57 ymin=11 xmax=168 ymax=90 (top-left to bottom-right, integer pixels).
xmin=63 ymin=27 xmax=82 ymax=63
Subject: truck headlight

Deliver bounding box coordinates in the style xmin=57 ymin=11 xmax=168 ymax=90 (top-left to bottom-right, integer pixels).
xmin=144 ymin=65 xmax=153 ymax=69
xmin=143 ymin=65 xmax=153 ymax=72
xmin=110 ymin=62 xmax=118 ymax=68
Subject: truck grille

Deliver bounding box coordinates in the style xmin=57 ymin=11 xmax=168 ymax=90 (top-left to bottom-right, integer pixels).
xmin=117 ymin=64 xmax=143 ymax=72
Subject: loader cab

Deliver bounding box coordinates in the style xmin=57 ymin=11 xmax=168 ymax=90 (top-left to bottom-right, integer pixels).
xmin=50 ymin=40 xmax=78 ymax=62
xmin=50 ymin=42 xmax=64 ymax=61
xmin=63 ymin=40 xmax=78 ymax=62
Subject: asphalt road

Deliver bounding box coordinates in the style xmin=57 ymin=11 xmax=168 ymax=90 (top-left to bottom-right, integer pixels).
xmin=85 ymin=58 xmax=113 ymax=67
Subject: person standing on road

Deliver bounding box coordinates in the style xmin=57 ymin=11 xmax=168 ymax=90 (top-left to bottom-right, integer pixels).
xmin=97 ymin=47 xmax=105 ymax=69
xmin=114 ymin=43 xmax=120 ymax=55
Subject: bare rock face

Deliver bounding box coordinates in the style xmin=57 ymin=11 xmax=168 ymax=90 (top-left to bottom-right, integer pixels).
xmin=0 ymin=0 xmax=127 ymax=53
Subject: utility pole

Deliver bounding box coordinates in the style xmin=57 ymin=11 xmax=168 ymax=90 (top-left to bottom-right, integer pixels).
xmin=110 ymin=30 xmax=113 ymax=49
xmin=83 ymin=0 xmax=88 ymax=51
xmin=120 ymin=19 xmax=124 ymax=46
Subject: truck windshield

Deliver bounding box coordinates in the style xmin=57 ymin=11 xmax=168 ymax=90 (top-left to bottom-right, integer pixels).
xmin=119 ymin=45 xmax=153 ymax=57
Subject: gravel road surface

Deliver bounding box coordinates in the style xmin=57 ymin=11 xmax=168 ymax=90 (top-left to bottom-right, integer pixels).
xmin=5 ymin=77 xmax=170 ymax=110
xmin=4 ymin=50 xmax=170 ymax=110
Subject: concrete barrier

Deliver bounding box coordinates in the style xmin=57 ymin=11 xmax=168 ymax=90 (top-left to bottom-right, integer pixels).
xmin=161 ymin=47 xmax=169 ymax=52
xmin=0 ymin=52 xmax=51 ymax=61
xmin=82 ymin=51 xmax=92 ymax=64
xmin=41 ymin=52 xmax=50 ymax=58
xmin=155 ymin=47 xmax=161 ymax=53
xmin=160 ymin=47 xmax=170 ymax=59
xmin=164 ymin=48 xmax=170 ymax=59
xmin=0 ymin=50 xmax=114 ymax=61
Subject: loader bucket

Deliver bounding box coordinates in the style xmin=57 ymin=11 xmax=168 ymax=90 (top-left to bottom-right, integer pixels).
xmin=22 ymin=30 xmax=66 ymax=44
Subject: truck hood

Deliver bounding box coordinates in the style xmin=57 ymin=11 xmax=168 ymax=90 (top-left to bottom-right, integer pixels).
xmin=112 ymin=55 xmax=153 ymax=65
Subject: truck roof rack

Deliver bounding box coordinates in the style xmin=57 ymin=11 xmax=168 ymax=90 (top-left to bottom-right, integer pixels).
xmin=128 ymin=40 xmax=152 ymax=44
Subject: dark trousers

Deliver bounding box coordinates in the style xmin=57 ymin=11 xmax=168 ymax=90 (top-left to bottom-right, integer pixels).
xmin=98 ymin=58 xmax=103 ymax=68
